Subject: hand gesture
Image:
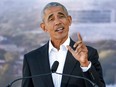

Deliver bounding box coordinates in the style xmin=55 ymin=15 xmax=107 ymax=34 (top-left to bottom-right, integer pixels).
xmin=67 ymin=33 xmax=89 ymax=67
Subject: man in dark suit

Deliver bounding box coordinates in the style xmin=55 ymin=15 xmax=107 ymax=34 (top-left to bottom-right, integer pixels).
xmin=22 ymin=2 xmax=105 ymax=87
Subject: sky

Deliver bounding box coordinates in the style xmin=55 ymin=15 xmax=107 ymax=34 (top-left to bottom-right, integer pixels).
xmin=0 ymin=0 xmax=116 ymax=42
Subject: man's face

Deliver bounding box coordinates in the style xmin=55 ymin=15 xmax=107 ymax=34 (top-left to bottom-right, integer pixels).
xmin=41 ymin=6 xmax=72 ymax=41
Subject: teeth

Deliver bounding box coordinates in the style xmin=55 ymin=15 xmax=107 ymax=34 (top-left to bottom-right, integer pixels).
xmin=55 ymin=27 xmax=64 ymax=32
xmin=57 ymin=28 xmax=63 ymax=30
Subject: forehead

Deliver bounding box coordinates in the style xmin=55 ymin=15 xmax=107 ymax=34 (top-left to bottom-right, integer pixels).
xmin=44 ymin=6 xmax=66 ymax=17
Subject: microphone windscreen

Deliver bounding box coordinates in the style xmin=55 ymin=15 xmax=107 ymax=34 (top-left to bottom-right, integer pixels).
xmin=51 ymin=61 xmax=59 ymax=73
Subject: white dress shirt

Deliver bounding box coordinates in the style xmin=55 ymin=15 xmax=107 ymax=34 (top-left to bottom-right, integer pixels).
xmin=48 ymin=37 xmax=91 ymax=87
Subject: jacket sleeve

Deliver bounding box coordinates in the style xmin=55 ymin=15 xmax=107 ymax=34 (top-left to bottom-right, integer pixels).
xmin=21 ymin=54 xmax=34 ymax=87
xmin=83 ymin=47 xmax=106 ymax=87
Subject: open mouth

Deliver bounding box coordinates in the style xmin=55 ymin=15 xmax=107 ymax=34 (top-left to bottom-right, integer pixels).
xmin=55 ymin=27 xmax=64 ymax=32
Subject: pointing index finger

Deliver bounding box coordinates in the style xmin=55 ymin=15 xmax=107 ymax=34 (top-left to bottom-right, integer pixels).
xmin=78 ymin=32 xmax=83 ymax=41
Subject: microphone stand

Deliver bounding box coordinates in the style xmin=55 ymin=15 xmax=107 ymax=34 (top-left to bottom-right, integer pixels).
xmin=6 ymin=61 xmax=99 ymax=87
xmin=54 ymin=72 xmax=99 ymax=87
xmin=6 ymin=61 xmax=58 ymax=87
xmin=6 ymin=73 xmax=51 ymax=87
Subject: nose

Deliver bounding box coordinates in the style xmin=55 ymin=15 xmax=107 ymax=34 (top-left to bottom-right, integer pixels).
xmin=54 ymin=18 xmax=61 ymax=25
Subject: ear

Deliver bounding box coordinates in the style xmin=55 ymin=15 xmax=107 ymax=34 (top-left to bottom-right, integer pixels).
xmin=67 ymin=16 xmax=72 ymax=26
xmin=40 ymin=23 xmax=47 ymax=32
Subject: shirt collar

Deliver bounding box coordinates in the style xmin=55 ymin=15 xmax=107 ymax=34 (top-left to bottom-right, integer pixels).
xmin=49 ymin=37 xmax=70 ymax=53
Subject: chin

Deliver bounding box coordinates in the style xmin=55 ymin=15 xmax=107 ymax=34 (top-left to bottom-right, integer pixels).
xmin=56 ymin=35 xmax=68 ymax=40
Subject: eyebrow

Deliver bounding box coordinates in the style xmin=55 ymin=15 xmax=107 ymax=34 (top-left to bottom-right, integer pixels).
xmin=47 ymin=12 xmax=67 ymax=21
xmin=48 ymin=14 xmax=53 ymax=21
xmin=58 ymin=12 xmax=66 ymax=16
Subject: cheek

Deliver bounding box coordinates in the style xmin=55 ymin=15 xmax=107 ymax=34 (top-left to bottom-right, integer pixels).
xmin=63 ymin=19 xmax=70 ymax=26
xmin=45 ymin=23 xmax=53 ymax=29
xmin=45 ymin=26 xmax=54 ymax=33
xmin=44 ymin=24 xmax=51 ymax=32
xmin=67 ymin=21 xmax=71 ymax=26
xmin=65 ymin=23 xmax=70 ymax=29
xmin=46 ymin=24 xmax=55 ymax=32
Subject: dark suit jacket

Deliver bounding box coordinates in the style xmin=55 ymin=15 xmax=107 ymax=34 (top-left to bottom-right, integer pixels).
xmin=22 ymin=39 xmax=105 ymax=87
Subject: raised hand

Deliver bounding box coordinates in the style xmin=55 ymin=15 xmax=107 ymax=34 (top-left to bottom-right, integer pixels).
xmin=67 ymin=33 xmax=89 ymax=67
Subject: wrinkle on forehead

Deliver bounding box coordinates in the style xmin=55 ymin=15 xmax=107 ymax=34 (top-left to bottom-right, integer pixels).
xmin=43 ymin=6 xmax=67 ymax=21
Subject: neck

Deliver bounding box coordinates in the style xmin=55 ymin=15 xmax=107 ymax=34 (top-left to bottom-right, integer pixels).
xmin=51 ymin=37 xmax=68 ymax=50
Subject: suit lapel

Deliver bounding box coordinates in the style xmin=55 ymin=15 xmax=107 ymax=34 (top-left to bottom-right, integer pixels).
xmin=61 ymin=51 xmax=77 ymax=86
xmin=39 ymin=42 xmax=54 ymax=87
xmin=61 ymin=39 xmax=77 ymax=86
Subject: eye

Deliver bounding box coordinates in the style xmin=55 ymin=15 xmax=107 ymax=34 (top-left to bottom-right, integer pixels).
xmin=50 ymin=18 xmax=53 ymax=21
xmin=49 ymin=18 xmax=54 ymax=21
xmin=59 ymin=15 xmax=65 ymax=18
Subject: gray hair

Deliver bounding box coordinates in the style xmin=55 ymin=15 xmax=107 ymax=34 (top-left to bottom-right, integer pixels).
xmin=41 ymin=2 xmax=68 ymax=22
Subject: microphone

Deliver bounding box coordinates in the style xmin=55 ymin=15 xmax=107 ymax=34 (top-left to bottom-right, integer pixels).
xmin=51 ymin=61 xmax=99 ymax=87
xmin=6 ymin=61 xmax=58 ymax=87
xmin=51 ymin=61 xmax=59 ymax=73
